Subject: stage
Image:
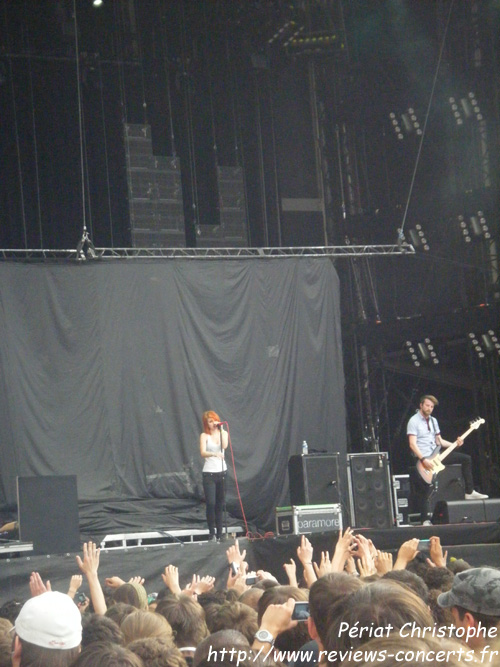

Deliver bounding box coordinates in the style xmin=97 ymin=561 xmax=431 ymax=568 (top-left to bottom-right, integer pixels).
xmin=1 ymin=498 xmax=499 ymax=605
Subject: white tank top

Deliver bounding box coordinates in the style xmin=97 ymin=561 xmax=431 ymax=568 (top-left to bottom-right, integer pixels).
xmin=202 ymin=434 xmax=227 ymax=473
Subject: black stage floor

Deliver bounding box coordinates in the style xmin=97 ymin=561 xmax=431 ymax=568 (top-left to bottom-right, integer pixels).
xmin=1 ymin=516 xmax=500 ymax=605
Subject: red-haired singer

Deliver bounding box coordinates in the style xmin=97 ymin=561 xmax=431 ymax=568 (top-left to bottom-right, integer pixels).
xmin=200 ymin=410 xmax=228 ymax=542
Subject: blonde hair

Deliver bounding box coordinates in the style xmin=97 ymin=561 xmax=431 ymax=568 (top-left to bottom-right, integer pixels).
xmin=121 ymin=610 xmax=174 ymax=645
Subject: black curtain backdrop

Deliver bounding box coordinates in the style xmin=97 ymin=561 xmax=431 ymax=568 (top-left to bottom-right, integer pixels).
xmin=0 ymin=257 xmax=346 ymax=529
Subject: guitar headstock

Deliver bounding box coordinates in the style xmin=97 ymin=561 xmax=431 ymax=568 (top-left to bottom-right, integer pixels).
xmin=470 ymin=417 xmax=485 ymax=429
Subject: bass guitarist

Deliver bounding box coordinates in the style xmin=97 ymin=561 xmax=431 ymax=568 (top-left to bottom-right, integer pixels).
xmin=407 ymin=394 xmax=488 ymax=525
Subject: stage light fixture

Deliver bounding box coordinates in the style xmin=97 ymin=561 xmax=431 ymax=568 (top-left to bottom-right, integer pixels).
xmin=467 ymin=331 xmax=500 ymax=359
xmin=449 ymin=96 xmax=463 ymax=125
xmin=408 ymin=224 xmax=429 ymax=251
xmin=405 ymin=340 xmax=420 ymax=367
xmin=470 ymin=211 xmax=490 ymax=240
xmin=458 ymin=214 xmax=471 ymax=243
xmin=93 ymin=0 xmax=103 ymax=6
xmin=389 ymin=112 xmax=403 ymax=140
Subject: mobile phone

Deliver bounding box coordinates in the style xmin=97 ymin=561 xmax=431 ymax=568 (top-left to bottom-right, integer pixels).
xmin=147 ymin=592 xmax=158 ymax=604
xmin=245 ymin=575 xmax=258 ymax=585
xmin=291 ymin=601 xmax=310 ymax=621
xmin=230 ymin=562 xmax=239 ymax=576
xmin=76 ymin=592 xmax=87 ymax=604
xmin=418 ymin=539 xmax=430 ymax=550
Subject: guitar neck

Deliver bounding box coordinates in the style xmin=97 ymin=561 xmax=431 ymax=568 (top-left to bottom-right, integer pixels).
xmin=438 ymin=425 xmax=476 ymax=463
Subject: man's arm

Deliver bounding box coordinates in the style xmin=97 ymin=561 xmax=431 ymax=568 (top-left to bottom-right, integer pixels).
xmin=436 ymin=434 xmax=464 ymax=448
xmin=408 ymin=434 xmax=433 ymax=470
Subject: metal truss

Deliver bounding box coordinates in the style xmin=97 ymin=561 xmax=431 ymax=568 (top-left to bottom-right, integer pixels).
xmin=0 ymin=244 xmax=415 ymax=261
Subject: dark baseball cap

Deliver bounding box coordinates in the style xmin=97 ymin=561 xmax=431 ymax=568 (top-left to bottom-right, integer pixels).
xmin=438 ymin=567 xmax=500 ymax=616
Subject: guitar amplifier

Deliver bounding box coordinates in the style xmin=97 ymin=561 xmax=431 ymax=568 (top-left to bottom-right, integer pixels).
xmin=275 ymin=504 xmax=342 ymax=536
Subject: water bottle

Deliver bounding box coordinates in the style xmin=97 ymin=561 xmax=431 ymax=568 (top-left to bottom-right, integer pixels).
xmin=302 ymin=440 xmax=308 ymax=456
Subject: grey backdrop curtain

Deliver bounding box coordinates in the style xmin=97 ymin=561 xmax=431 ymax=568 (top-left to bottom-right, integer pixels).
xmin=0 ymin=258 xmax=346 ymax=528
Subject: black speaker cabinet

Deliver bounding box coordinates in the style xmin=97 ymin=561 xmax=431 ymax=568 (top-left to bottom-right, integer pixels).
xmin=433 ymin=498 xmax=500 ymax=524
xmin=288 ymin=454 xmax=340 ymax=505
xmin=347 ymin=452 xmax=394 ymax=529
xmin=484 ymin=499 xmax=500 ymax=522
xmin=433 ymin=499 xmax=485 ymax=524
xmin=411 ymin=464 xmax=465 ymax=513
xmin=17 ymin=475 xmax=81 ymax=555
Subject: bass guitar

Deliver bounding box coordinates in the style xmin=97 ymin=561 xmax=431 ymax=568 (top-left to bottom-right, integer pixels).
xmin=416 ymin=417 xmax=485 ymax=484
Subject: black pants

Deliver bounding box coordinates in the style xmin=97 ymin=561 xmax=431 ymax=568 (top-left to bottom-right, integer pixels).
xmin=202 ymin=471 xmax=226 ymax=538
xmin=413 ymin=451 xmax=474 ymax=521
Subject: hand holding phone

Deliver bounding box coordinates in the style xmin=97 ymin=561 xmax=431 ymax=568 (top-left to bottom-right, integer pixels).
xmin=291 ymin=601 xmax=310 ymax=621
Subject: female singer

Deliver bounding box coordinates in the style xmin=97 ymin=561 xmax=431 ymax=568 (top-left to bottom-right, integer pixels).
xmin=200 ymin=410 xmax=228 ymax=542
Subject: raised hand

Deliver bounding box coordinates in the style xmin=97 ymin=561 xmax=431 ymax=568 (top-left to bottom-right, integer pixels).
xmin=76 ymin=541 xmax=101 ymax=577
xmin=331 ymin=527 xmax=356 ymax=572
xmin=394 ymin=538 xmax=420 ymax=570
xmin=375 ymin=550 xmax=393 ymax=575
xmin=427 ymin=536 xmax=448 ymax=568
xmin=313 ymin=551 xmax=334 ymax=578
xmin=162 ymin=565 xmax=181 ymax=595
xmin=29 ymin=571 xmax=51 ymax=597
xmin=75 ymin=541 xmax=106 ymax=615
xmin=67 ymin=574 xmax=83 ymax=599
xmin=296 ymin=534 xmax=314 ymax=566
xmin=104 ymin=576 xmax=125 ymax=589
xmin=283 ymin=558 xmax=298 ymax=587
xmin=226 ymin=539 xmax=247 ymax=565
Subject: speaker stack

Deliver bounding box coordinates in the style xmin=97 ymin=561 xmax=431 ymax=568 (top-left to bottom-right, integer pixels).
xmin=288 ymin=454 xmax=340 ymax=506
xmin=17 ymin=475 xmax=81 ymax=555
xmin=347 ymin=452 xmax=394 ymax=529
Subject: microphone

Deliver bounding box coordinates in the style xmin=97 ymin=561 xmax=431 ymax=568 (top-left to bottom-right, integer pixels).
xmin=215 ymin=421 xmax=224 ymax=427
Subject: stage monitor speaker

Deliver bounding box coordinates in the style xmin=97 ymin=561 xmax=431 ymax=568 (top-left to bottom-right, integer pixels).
xmin=17 ymin=475 xmax=80 ymax=555
xmin=484 ymin=499 xmax=500 ymax=522
xmin=288 ymin=454 xmax=340 ymax=505
xmin=432 ymin=499 xmax=486 ymax=525
xmin=347 ymin=452 xmax=394 ymax=529
xmin=427 ymin=464 xmax=465 ymax=512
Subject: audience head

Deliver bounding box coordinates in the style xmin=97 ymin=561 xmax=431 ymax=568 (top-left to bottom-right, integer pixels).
xmin=422 ymin=566 xmax=454 ymax=592
xmin=258 ymin=585 xmax=309 ymax=652
xmin=113 ymin=583 xmax=148 ymax=610
xmin=383 ymin=570 xmax=429 ymax=604
xmin=325 ymin=580 xmax=434 ymax=664
xmin=194 ymin=630 xmax=249 ymax=667
xmin=238 ymin=588 xmax=264 ymax=612
xmin=156 ymin=596 xmax=209 ymax=648
xmin=12 ymin=591 xmax=82 ymax=667
xmin=309 ymin=573 xmax=363 ymax=646
xmin=0 ymin=618 xmax=13 ymax=667
xmin=121 ymin=610 xmax=174 ymax=645
xmin=106 ymin=602 xmax=138 ymax=627
xmin=128 ymin=637 xmax=187 ymax=667
xmin=437 ymin=567 xmax=500 ymax=644
xmin=72 ymin=641 xmax=145 ymax=666
xmin=81 ymin=613 xmax=124 ymax=649
xmin=0 ymin=600 xmax=23 ymax=625
xmin=205 ymin=601 xmax=258 ymax=644
xmin=447 ymin=558 xmax=472 ymax=575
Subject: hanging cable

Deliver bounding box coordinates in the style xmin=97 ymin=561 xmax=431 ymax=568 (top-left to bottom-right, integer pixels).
xmin=27 ymin=32 xmax=43 ymax=248
xmin=225 ymin=21 xmax=240 ymax=166
xmin=8 ymin=56 xmax=28 ymax=249
xmin=72 ymin=0 xmax=97 ymax=259
xmin=97 ymin=56 xmax=115 ymax=247
xmin=180 ymin=0 xmax=200 ymax=234
xmin=157 ymin=0 xmax=176 ymax=156
xmin=399 ymin=0 xmax=455 ymax=237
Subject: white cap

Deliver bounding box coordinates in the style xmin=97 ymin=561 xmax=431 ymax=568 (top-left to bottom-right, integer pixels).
xmin=15 ymin=591 xmax=82 ymax=649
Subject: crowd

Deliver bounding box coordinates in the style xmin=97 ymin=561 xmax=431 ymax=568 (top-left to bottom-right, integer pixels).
xmin=1 ymin=529 xmax=500 ymax=666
